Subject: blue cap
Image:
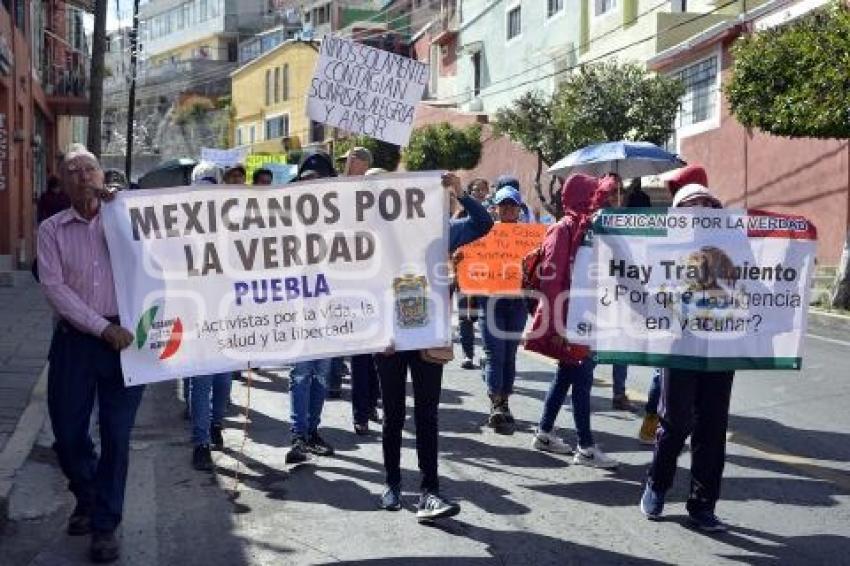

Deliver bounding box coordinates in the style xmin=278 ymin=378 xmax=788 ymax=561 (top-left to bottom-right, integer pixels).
xmin=493 ymin=186 xmax=522 ymax=205
xmin=496 ymin=175 xmax=520 ymax=190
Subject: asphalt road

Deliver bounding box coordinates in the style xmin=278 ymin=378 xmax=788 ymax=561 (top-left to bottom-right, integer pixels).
xmin=1 ymin=323 xmax=848 ymax=565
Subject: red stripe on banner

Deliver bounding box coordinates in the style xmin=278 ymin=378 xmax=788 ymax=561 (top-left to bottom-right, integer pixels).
xmin=746 ymin=209 xmax=818 ymax=241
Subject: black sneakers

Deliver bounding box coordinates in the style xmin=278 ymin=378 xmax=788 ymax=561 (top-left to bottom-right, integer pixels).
xmin=210 ymin=424 xmax=224 ymax=451
xmin=67 ymin=503 xmax=91 ymax=536
xmin=192 ymin=445 xmax=214 ymax=472
xmin=286 ymin=437 xmax=310 ymax=464
xmin=416 ymin=491 xmax=461 ymax=522
xmin=379 ymin=486 xmax=402 ymax=511
xmin=307 ymin=432 xmax=334 ymax=456
xmin=90 ymin=530 xmax=120 ymax=564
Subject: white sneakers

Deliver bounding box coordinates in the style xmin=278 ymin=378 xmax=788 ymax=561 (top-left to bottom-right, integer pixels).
xmin=532 ymin=431 xmax=618 ymax=469
xmin=532 ymin=430 xmax=574 ymax=454
xmin=573 ymin=445 xmax=618 ymax=469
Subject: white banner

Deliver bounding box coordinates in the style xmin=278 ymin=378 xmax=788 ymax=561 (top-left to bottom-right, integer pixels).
xmin=565 ymin=208 xmax=817 ymax=371
xmin=200 ymin=147 xmax=250 ymax=168
xmin=306 ymin=35 xmax=429 ymax=147
xmin=102 ymin=172 xmax=451 ymax=385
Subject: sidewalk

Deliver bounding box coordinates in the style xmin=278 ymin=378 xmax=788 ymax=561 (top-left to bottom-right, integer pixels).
xmin=0 ymin=278 xmax=54 ymax=524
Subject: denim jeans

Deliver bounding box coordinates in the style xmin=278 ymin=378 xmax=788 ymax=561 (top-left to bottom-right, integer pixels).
xmin=47 ymin=321 xmax=145 ymax=533
xmin=479 ymin=297 xmax=527 ymax=396
xmin=190 ymin=373 xmax=231 ymax=446
xmin=645 ymin=368 xmax=662 ymax=414
xmin=612 ymin=364 xmax=628 ymax=396
xmin=538 ymin=358 xmax=595 ymax=449
xmin=351 ymin=354 xmax=380 ymax=425
xmin=290 ymin=359 xmax=331 ymax=437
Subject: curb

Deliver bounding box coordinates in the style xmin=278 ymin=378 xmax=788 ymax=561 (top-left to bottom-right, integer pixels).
xmin=0 ymin=363 xmax=49 ymax=530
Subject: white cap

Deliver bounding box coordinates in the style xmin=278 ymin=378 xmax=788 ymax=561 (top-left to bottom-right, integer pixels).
xmin=671 ymin=183 xmax=721 ymax=208
xmin=191 ymin=161 xmax=223 ymax=185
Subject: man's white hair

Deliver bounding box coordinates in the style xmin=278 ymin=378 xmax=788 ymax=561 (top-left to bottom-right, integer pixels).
xmin=191 ymin=160 xmax=223 ymax=185
xmin=63 ymin=144 xmax=100 ymax=170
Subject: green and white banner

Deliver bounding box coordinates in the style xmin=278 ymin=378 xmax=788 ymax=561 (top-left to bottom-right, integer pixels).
xmin=102 ymin=172 xmax=451 ymax=385
xmin=565 ymin=208 xmax=818 ymax=371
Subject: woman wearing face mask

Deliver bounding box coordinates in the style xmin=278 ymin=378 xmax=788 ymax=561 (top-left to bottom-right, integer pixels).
xmin=640 ymin=183 xmax=734 ymax=532
xmin=478 ymin=178 xmax=529 ymax=432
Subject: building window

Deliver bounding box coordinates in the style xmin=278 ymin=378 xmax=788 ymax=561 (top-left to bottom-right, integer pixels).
xmin=310 ymin=120 xmax=325 ymax=143
xmin=265 ymin=115 xmax=289 ymax=139
xmin=273 ymin=67 xmax=280 ymax=103
xmin=282 ymin=64 xmax=290 ymax=100
xmin=671 ymin=55 xmax=718 ymax=130
xmin=249 ymin=125 xmax=256 ymax=144
xmin=506 ymin=6 xmax=521 ymax=40
xmin=236 ymin=128 xmax=243 ymax=146
xmin=594 ymin=0 xmax=617 ymax=16
xmin=547 ymin=0 xmax=564 ymax=17
xmin=265 ymin=69 xmax=272 ymax=105
xmin=315 ymin=3 xmax=331 ymax=25
xmin=670 ymin=0 xmax=686 ymax=12
xmin=472 ymin=51 xmax=482 ymax=97
xmin=14 ymin=0 xmax=25 ymax=32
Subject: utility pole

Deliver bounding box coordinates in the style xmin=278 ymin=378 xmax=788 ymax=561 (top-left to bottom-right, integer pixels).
xmin=87 ymin=0 xmax=108 ymax=157
xmin=125 ymin=0 xmax=141 ymax=181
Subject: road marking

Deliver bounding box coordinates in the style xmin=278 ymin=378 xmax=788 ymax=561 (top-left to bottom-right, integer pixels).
xmin=517 ymin=348 xmax=850 ymax=491
xmin=726 ymin=430 xmax=850 ymax=492
xmin=806 ymin=332 xmax=850 ymax=347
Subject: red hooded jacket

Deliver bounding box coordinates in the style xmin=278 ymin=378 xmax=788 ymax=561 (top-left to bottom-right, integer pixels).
xmin=523 ymin=174 xmax=616 ymax=364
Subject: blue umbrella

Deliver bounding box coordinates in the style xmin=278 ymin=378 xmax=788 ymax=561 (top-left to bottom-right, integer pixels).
xmin=548 ymin=141 xmax=685 ymax=179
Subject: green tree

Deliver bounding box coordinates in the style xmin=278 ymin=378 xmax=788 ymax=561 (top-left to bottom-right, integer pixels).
xmin=402 ymin=123 xmax=482 ymax=171
xmin=726 ymin=3 xmax=850 ymax=138
xmin=495 ymin=61 xmax=684 ymax=217
xmin=726 ymin=2 xmax=850 ymax=307
xmin=333 ymin=135 xmax=401 ymax=171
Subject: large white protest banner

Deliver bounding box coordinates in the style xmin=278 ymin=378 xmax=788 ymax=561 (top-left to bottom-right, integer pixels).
xmin=306 ymin=35 xmax=429 ymax=147
xmin=102 ymin=172 xmax=450 ymax=385
xmin=565 ymin=208 xmax=817 ymax=371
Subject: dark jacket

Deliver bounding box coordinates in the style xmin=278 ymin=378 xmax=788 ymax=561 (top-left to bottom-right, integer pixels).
xmin=450 ymin=194 xmax=493 ymax=253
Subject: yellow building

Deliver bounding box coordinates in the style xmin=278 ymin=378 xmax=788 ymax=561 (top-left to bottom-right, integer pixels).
xmin=231 ymin=40 xmax=327 ymax=154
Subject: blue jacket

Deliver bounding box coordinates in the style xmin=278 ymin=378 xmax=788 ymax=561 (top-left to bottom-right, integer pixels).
xmin=450 ymin=194 xmax=493 ymax=252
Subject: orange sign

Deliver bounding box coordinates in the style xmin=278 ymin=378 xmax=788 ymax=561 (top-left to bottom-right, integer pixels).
xmin=457 ymin=223 xmax=547 ymax=296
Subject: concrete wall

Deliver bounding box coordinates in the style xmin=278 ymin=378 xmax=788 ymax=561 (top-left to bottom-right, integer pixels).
xmin=579 ymin=0 xmax=739 ymax=66
xmin=455 ymin=0 xmax=580 ymax=114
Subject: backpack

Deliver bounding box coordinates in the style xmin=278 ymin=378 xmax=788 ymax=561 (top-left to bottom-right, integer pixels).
xmin=520 ymin=244 xmax=546 ymax=315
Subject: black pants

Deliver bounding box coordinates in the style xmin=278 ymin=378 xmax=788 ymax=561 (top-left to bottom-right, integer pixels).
xmin=375 ymin=350 xmax=443 ymax=492
xmin=47 ymin=321 xmax=145 ymax=532
xmin=351 ymin=354 xmax=381 ymax=425
xmin=648 ymin=368 xmax=734 ymax=513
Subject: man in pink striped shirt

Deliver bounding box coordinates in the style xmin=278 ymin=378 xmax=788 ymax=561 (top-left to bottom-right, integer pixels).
xmin=38 ymin=145 xmax=143 ymax=564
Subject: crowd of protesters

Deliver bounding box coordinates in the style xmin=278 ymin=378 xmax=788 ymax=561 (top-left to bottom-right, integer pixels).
xmin=35 ymin=143 xmax=735 ymax=563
